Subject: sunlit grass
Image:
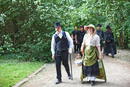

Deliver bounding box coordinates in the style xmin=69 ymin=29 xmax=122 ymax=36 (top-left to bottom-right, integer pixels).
xmin=0 ymin=58 xmax=43 ymax=87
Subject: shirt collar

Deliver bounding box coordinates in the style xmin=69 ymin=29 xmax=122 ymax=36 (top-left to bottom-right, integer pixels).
xmin=55 ymin=30 xmax=63 ymax=35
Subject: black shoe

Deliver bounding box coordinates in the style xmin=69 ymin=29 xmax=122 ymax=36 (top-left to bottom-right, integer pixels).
xmin=87 ymin=80 xmax=91 ymax=83
xmin=112 ymin=55 xmax=114 ymax=58
xmin=68 ymin=75 xmax=73 ymax=80
xmin=55 ymin=80 xmax=62 ymax=84
xmin=106 ymin=54 xmax=108 ymax=56
xmin=90 ymin=81 xmax=95 ymax=86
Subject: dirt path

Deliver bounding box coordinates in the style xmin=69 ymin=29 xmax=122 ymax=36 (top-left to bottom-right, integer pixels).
xmin=20 ymin=50 xmax=130 ymax=87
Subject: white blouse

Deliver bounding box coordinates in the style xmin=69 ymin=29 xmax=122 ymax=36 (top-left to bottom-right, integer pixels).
xmin=82 ymin=34 xmax=100 ymax=47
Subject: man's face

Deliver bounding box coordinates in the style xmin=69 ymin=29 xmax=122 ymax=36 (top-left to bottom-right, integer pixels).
xmin=97 ymin=26 xmax=101 ymax=30
xmin=74 ymin=26 xmax=78 ymax=30
xmin=80 ymin=28 xmax=84 ymax=31
xmin=55 ymin=26 xmax=61 ymax=32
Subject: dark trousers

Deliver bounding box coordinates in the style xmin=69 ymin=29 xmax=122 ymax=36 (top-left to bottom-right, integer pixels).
xmin=100 ymin=40 xmax=104 ymax=51
xmin=74 ymin=42 xmax=78 ymax=53
xmin=77 ymin=42 xmax=82 ymax=57
xmin=104 ymin=43 xmax=114 ymax=56
xmin=55 ymin=50 xmax=70 ymax=81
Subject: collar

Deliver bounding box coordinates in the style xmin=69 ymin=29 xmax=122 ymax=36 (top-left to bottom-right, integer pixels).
xmin=55 ymin=30 xmax=63 ymax=35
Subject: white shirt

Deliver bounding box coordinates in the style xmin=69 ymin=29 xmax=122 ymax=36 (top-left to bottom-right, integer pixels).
xmin=82 ymin=34 xmax=100 ymax=47
xmin=51 ymin=31 xmax=74 ymax=55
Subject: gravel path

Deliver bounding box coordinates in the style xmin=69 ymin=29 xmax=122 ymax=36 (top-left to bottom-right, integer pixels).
xmin=20 ymin=50 xmax=130 ymax=87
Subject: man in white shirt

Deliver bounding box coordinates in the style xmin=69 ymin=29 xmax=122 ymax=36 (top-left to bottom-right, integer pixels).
xmin=51 ymin=22 xmax=74 ymax=84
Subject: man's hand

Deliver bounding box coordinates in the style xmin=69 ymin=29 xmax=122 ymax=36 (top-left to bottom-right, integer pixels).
xmin=52 ymin=55 xmax=55 ymax=60
xmin=69 ymin=48 xmax=73 ymax=54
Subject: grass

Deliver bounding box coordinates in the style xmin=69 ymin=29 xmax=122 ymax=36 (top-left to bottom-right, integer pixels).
xmin=0 ymin=58 xmax=44 ymax=87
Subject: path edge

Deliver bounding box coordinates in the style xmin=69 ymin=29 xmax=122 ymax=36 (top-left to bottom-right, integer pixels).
xmin=12 ymin=64 xmax=46 ymax=87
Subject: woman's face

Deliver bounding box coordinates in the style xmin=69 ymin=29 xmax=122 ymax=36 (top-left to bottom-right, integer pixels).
xmin=88 ymin=27 xmax=94 ymax=34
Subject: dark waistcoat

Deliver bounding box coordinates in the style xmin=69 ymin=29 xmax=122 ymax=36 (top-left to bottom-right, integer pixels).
xmin=54 ymin=31 xmax=69 ymax=52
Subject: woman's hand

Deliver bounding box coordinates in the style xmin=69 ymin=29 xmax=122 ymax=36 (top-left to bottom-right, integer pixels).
xmin=80 ymin=47 xmax=84 ymax=56
xmin=99 ymin=53 xmax=103 ymax=59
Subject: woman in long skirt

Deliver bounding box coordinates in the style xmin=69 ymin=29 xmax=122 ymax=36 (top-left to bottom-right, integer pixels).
xmin=80 ymin=24 xmax=106 ymax=86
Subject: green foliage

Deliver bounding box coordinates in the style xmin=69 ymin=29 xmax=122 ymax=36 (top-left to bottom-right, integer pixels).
xmin=0 ymin=35 xmax=15 ymax=54
xmin=0 ymin=0 xmax=130 ymax=62
xmin=69 ymin=0 xmax=130 ymax=48
xmin=0 ymin=0 xmax=76 ymax=61
xmin=0 ymin=13 xmax=6 ymax=26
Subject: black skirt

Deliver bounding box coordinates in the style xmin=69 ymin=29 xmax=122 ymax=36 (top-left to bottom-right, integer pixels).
xmin=83 ymin=61 xmax=99 ymax=76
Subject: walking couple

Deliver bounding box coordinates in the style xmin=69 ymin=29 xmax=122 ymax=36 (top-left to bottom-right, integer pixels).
xmin=51 ymin=23 xmax=106 ymax=86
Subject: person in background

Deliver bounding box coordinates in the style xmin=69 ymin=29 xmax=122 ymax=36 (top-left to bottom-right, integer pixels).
xmin=75 ymin=26 xmax=86 ymax=57
xmin=104 ymin=25 xmax=117 ymax=58
xmin=96 ymin=24 xmax=104 ymax=51
xmin=71 ymin=26 xmax=78 ymax=53
xmin=51 ymin=22 xmax=74 ymax=84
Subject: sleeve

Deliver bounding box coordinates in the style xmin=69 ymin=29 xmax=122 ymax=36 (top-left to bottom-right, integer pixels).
xmin=81 ymin=34 xmax=86 ymax=47
xmin=51 ymin=34 xmax=55 ymax=56
xmin=80 ymin=34 xmax=86 ymax=52
xmin=104 ymin=32 xmax=107 ymax=41
xmin=111 ymin=33 xmax=114 ymax=40
xmin=65 ymin=32 xmax=74 ymax=49
xmin=96 ymin=35 xmax=100 ymax=46
xmin=102 ymin=31 xmax=104 ymax=40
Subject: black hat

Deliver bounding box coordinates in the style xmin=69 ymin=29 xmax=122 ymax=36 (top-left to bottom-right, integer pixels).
xmin=54 ymin=22 xmax=61 ymax=28
xmin=80 ymin=26 xmax=84 ymax=28
xmin=97 ymin=24 xmax=102 ymax=27
xmin=106 ymin=25 xmax=111 ymax=29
